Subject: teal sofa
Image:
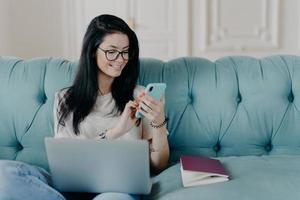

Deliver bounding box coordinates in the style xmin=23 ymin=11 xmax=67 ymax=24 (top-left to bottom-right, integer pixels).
xmin=1 ymin=55 xmax=300 ymax=200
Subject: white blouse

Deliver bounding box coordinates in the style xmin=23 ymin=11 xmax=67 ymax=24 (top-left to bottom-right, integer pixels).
xmin=53 ymin=86 xmax=153 ymax=140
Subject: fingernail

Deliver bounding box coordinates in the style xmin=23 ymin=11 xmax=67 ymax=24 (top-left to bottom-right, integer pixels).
xmin=139 ymin=92 xmax=145 ymax=97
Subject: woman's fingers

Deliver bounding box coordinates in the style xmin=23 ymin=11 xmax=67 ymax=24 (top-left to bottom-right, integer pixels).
xmin=137 ymin=106 xmax=153 ymax=121
xmin=140 ymin=98 xmax=161 ymax=113
xmin=125 ymin=101 xmax=138 ymax=111
xmin=140 ymin=101 xmax=152 ymax=113
xmin=138 ymin=102 xmax=161 ymax=121
xmin=134 ymin=93 xmax=165 ymax=121
xmin=123 ymin=101 xmax=139 ymax=119
xmin=137 ymin=94 xmax=166 ymax=122
xmin=143 ymin=94 xmax=159 ymax=105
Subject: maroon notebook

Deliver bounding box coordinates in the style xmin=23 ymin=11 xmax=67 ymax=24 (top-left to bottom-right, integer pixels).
xmin=180 ymin=155 xmax=228 ymax=176
xmin=180 ymin=155 xmax=229 ymax=187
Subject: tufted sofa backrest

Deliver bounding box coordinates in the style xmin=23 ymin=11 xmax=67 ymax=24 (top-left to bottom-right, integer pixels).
xmin=0 ymin=58 xmax=78 ymax=170
xmin=1 ymin=56 xmax=300 ymax=170
xmin=138 ymin=56 xmax=300 ymax=164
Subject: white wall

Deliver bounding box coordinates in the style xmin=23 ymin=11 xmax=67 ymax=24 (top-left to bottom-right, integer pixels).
xmin=0 ymin=0 xmax=64 ymax=59
xmin=192 ymin=0 xmax=300 ymax=60
xmin=0 ymin=0 xmax=299 ymax=60
xmin=0 ymin=0 xmax=12 ymax=55
xmin=60 ymin=0 xmax=189 ymax=61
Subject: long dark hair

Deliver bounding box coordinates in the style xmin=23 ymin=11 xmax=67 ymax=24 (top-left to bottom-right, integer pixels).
xmin=58 ymin=14 xmax=139 ymax=135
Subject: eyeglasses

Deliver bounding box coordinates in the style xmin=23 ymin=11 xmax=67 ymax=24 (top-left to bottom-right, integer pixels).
xmin=98 ymin=47 xmax=129 ymax=61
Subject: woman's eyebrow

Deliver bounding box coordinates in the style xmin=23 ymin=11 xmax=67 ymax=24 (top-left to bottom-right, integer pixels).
xmin=107 ymin=45 xmax=129 ymax=49
xmin=122 ymin=45 xmax=129 ymax=49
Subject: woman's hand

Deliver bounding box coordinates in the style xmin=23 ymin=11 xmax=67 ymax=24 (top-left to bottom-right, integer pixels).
xmin=108 ymin=100 xmax=139 ymax=139
xmin=137 ymin=93 xmax=165 ymax=125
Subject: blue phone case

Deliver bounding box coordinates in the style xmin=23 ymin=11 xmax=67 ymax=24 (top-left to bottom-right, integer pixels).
xmin=135 ymin=83 xmax=166 ymax=119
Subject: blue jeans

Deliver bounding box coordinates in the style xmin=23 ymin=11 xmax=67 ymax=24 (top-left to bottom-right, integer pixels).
xmin=0 ymin=160 xmax=140 ymax=200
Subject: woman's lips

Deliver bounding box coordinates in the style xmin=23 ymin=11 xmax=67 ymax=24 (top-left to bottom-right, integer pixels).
xmin=109 ymin=64 xmax=122 ymax=69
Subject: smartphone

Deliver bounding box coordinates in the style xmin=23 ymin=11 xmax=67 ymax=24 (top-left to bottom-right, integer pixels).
xmin=135 ymin=83 xmax=166 ymax=119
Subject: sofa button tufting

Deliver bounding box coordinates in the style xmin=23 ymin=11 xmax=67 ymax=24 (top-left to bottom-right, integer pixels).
xmin=288 ymin=92 xmax=294 ymax=103
xmin=213 ymin=142 xmax=221 ymax=152
xmin=236 ymin=92 xmax=242 ymax=104
xmin=42 ymin=96 xmax=47 ymax=104
xmin=265 ymin=143 xmax=272 ymax=152
xmin=16 ymin=143 xmax=23 ymax=151
xmin=188 ymin=96 xmax=193 ymax=104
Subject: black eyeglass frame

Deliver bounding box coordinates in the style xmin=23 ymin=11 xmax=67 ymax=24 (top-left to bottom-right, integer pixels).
xmin=98 ymin=47 xmax=129 ymax=61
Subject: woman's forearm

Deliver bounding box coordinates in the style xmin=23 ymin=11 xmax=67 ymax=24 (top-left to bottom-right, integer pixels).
xmin=150 ymin=126 xmax=170 ymax=172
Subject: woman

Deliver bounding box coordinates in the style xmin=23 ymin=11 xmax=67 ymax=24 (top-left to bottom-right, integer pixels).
xmin=0 ymin=14 xmax=169 ymax=200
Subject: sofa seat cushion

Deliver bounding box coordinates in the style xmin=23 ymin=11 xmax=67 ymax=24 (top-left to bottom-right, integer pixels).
xmin=146 ymin=155 xmax=300 ymax=200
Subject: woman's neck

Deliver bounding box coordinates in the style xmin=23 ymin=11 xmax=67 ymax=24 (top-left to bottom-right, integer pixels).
xmin=98 ymin=73 xmax=114 ymax=95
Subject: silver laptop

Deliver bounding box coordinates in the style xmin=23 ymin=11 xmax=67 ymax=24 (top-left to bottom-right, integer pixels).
xmin=45 ymin=137 xmax=152 ymax=194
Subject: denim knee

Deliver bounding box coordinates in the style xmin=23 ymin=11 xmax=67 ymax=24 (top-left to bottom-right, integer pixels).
xmin=0 ymin=160 xmax=65 ymax=200
xmin=93 ymin=192 xmax=140 ymax=200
